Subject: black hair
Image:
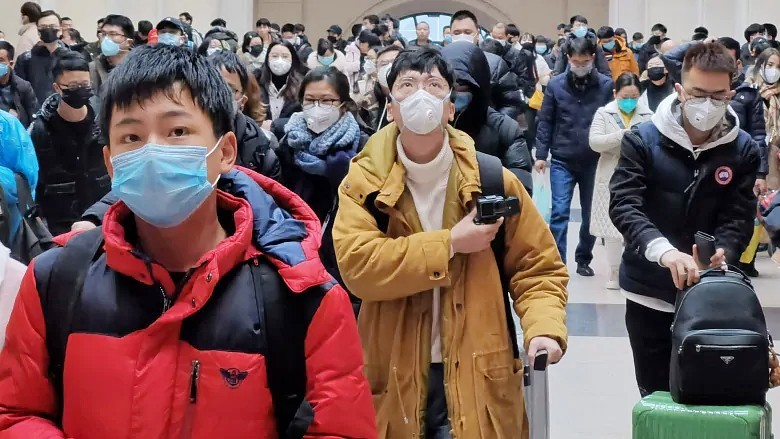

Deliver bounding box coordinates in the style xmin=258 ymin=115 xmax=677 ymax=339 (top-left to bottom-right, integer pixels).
xmin=351 ymin=24 xmax=362 ymax=37
xmin=632 ymin=32 xmax=644 ymax=41
xmin=0 ymin=41 xmax=15 ymax=60
xmin=97 ymin=18 xmax=106 ymax=26
xmin=281 ymin=23 xmax=295 ymax=34
xmin=363 ymin=15 xmax=380 ymax=25
xmin=294 ymin=23 xmax=305 ymax=33
xmin=563 ymin=24 xmax=572 ymax=32
xmin=299 ymin=67 xmax=357 ymax=112
xmin=138 ymin=20 xmax=153 ymax=35
xmin=615 ymin=28 xmax=627 ymax=38
xmin=751 ymin=37 xmax=773 ymax=58
xmin=180 ymin=12 xmax=192 ymax=22
xmin=597 ymin=26 xmax=614 ymax=40
xmin=52 ymin=51 xmax=89 ymax=81
xmin=270 ymin=23 xmax=280 ymax=32
xmin=209 ymin=50 xmax=249 ymax=92
xmin=479 ymin=39 xmax=504 ymax=56
xmin=386 ymin=35 xmax=405 ymax=49
xmin=103 ymin=14 xmax=135 ymax=38
xmin=614 ymin=72 xmax=640 ymax=92
xmin=358 ymin=30 xmax=381 ymax=47
xmin=717 ymin=37 xmax=741 ymax=57
xmin=210 ymin=18 xmax=227 ymax=28
xmin=259 ymin=41 xmax=305 ymax=101
xmin=651 ymin=23 xmax=667 ymax=34
xmin=694 ymin=26 xmax=709 ymax=36
xmin=506 ymin=24 xmax=521 ymax=38
xmin=571 ymin=15 xmax=588 ymax=25
xmin=65 ymin=28 xmax=85 ymax=44
xmin=61 ymin=17 xmax=72 ymax=22
xmin=682 ymin=42 xmax=736 ymax=75
xmin=39 ymin=10 xmax=62 ymax=25
xmin=375 ymin=24 xmax=389 ymax=38
xmin=317 ymin=38 xmax=334 ymax=57
xmin=566 ymin=36 xmax=596 ymax=56
xmin=242 ymin=31 xmax=260 ymax=54
xmin=451 ymin=10 xmax=478 ymax=28
xmin=100 ymin=44 xmax=232 ymax=140
xmin=692 ymin=32 xmax=708 ymax=41
xmin=387 ymin=48 xmax=455 ymax=91
xmin=765 ymin=23 xmax=778 ymax=40
xmin=20 ymin=2 xmax=41 ymax=23
xmin=557 ymin=23 xmax=567 ymax=31
xmin=256 ymin=18 xmax=271 ymax=28
xmin=443 ymin=25 xmax=451 ymax=32
xmin=745 ymin=23 xmax=766 ymax=42
xmin=534 ymin=35 xmax=548 ymax=45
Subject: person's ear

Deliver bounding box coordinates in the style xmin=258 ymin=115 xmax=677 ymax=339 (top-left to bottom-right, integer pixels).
xmin=217 ymin=132 xmax=238 ymax=173
xmin=447 ymin=98 xmax=455 ymax=122
xmin=240 ymin=95 xmax=248 ymax=110
xmin=613 ymin=89 xmax=618 ymax=100
xmin=53 ymin=83 xmax=62 ymax=95
xmin=103 ymin=146 xmax=113 ymax=179
xmin=386 ymin=102 xmax=395 ymax=122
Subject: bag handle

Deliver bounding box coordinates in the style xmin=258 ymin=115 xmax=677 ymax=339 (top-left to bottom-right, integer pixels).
xmin=697 ymin=264 xmax=752 ymax=285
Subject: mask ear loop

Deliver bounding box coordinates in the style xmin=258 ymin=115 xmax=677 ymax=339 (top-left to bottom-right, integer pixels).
xmin=208 ymin=135 xmax=225 ymax=188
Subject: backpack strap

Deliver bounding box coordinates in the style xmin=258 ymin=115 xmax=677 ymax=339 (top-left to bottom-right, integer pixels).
xmin=41 ymin=227 xmax=105 ymax=421
xmin=254 ymin=260 xmax=320 ymax=439
xmin=475 ymin=152 xmax=521 ymax=360
xmin=13 ymin=173 xmax=53 ymax=257
xmin=610 ymin=112 xmax=627 ymax=130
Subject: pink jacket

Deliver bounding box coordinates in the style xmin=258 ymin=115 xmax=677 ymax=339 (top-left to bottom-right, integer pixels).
xmin=344 ymin=41 xmax=362 ymax=77
xmin=0 ymin=244 xmax=26 ymax=349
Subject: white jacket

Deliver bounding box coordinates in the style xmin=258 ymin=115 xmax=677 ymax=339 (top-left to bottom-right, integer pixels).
xmin=0 ymin=244 xmax=26 ymax=349
xmin=306 ymin=50 xmax=348 ymax=75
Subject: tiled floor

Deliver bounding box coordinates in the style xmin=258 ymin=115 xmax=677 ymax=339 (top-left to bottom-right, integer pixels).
xmin=539 ymin=225 xmax=780 ymax=438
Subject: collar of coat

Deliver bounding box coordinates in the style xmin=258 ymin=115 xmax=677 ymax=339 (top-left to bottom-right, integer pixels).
xmin=345 ymin=122 xmax=481 ymax=212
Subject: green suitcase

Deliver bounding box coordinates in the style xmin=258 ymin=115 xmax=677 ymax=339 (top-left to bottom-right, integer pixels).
xmin=632 ymin=392 xmax=773 ymax=439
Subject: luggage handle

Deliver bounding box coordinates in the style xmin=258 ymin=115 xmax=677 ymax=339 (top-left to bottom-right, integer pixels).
xmin=533 ymin=349 xmax=549 ymax=371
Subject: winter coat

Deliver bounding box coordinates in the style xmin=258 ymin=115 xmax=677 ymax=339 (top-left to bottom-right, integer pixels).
xmin=610 ymin=94 xmax=760 ymax=305
xmin=14 ymin=24 xmax=39 ymax=61
xmin=28 ymin=94 xmax=109 ymax=236
xmin=0 ymin=243 xmax=25 ymax=350
xmin=332 ymin=123 xmax=568 ymax=439
xmin=732 ymin=82 xmax=768 ymax=176
xmin=1 ymin=70 xmax=38 ymax=128
xmin=305 ymin=50 xmax=348 ymax=75
xmin=535 ymin=68 xmax=614 ymax=164
xmin=638 ymin=78 xmax=676 ymax=113
xmin=343 ymin=42 xmax=362 ymax=77
xmin=484 ymin=51 xmax=525 ymax=120
xmin=14 ymin=43 xmax=70 ymax=108
xmin=599 ymin=36 xmax=640 ymax=82
xmin=88 ymin=55 xmax=116 ymax=94
xmin=0 ymin=167 xmax=376 ymax=438
xmin=553 ymin=32 xmax=612 ymax=77
xmin=588 ymin=100 xmax=653 ymax=240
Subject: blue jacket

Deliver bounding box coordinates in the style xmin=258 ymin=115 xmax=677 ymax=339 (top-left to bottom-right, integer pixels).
xmin=535 ymin=69 xmax=613 ymax=163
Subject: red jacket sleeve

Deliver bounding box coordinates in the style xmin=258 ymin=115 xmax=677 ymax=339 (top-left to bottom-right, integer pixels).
xmin=0 ymin=261 xmax=66 ymax=438
xmin=303 ymin=285 xmax=376 ymax=439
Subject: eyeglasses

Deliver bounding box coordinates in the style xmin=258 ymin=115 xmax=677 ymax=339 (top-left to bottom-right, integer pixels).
xmin=59 ymin=83 xmax=91 ymax=90
xmin=682 ymin=88 xmax=732 ymax=104
xmin=104 ymin=31 xmax=127 ymax=40
xmin=302 ymin=98 xmax=341 ymax=109
xmin=391 ymin=76 xmax=450 ymax=100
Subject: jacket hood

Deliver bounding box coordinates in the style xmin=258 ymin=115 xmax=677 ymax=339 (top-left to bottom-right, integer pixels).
xmin=651 ymin=93 xmax=740 ymax=156
xmin=103 ymin=167 xmax=331 ymax=294
xmin=440 ymin=42 xmax=490 ymax=137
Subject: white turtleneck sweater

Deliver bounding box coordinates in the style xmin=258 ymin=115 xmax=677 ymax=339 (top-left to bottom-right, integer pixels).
xmin=396 ymin=135 xmax=454 ymax=363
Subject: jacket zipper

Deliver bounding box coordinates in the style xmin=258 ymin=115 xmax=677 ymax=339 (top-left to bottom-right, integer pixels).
xmin=189 ymin=360 xmax=200 ymax=402
xmin=683 ymin=168 xmax=700 ymax=218
xmin=180 ymin=360 xmax=200 ymax=439
xmin=160 ymin=286 xmax=171 ymax=313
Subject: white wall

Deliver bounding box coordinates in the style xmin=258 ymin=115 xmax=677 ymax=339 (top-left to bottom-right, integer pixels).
xmin=610 ymin=0 xmax=780 ymax=42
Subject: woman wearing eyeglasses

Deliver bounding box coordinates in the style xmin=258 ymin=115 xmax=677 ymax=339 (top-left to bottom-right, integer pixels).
xmin=280 ymin=67 xmax=369 ymax=222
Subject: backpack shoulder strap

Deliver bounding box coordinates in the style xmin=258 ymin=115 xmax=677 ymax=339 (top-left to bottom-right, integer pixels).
xmin=40 ymin=227 xmax=104 ymax=419
xmin=635 ymin=120 xmax=661 ymax=147
xmin=254 ymin=260 xmax=321 ymax=439
xmin=475 ymin=152 xmax=521 ymax=359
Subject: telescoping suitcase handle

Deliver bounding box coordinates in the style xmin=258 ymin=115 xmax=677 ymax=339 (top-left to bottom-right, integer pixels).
xmin=524 ymin=350 xmax=550 ymax=439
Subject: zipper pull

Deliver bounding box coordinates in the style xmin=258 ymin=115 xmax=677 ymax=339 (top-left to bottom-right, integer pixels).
xmin=683 ymin=170 xmax=700 ymax=194
xmin=695 ymin=345 xmax=701 ymax=353
xmin=160 ymin=286 xmax=171 ymax=313
xmin=189 ymin=360 xmax=200 ymax=403
xmin=769 ymin=334 xmax=774 ymax=348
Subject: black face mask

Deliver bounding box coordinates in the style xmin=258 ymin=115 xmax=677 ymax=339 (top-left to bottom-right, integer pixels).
xmin=521 ymin=42 xmax=534 ymax=52
xmin=249 ymin=45 xmax=263 ymax=57
xmin=647 ymin=67 xmax=666 ymax=81
xmin=40 ymin=28 xmax=59 ymax=43
xmin=327 ymin=35 xmax=337 ymax=43
xmin=61 ymin=86 xmax=93 ymax=109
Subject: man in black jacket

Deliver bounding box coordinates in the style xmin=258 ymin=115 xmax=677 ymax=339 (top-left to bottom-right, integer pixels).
xmin=0 ymin=41 xmax=38 ymax=127
xmin=441 ymin=42 xmax=533 ymax=193
xmin=610 ymin=43 xmax=760 ymax=397
xmin=28 ymin=51 xmax=109 ymax=236
xmin=14 ymin=10 xmax=70 ymax=108
xmin=553 ymin=15 xmax=611 ymax=76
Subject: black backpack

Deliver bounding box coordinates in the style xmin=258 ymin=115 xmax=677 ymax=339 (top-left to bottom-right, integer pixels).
xmin=0 ymin=173 xmax=54 ymax=264
xmin=670 ymin=267 xmax=771 ymax=405
xmin=41 ymin=227 xmax=317 ymax=438
xmin=319 ymin=151 xmax=521 ymax=359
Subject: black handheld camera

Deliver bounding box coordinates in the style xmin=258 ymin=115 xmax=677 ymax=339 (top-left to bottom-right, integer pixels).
xmin=474 ymin=195 xmax=521 ymax=224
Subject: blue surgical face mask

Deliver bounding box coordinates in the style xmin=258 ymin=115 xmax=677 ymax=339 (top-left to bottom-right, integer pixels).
xmin=634 ymin=42 xmax=644 ymax=49
xmin=157 ymin=33 xmax=181 ymax=46
xmin=101 ymin=37 xmax=123 ymax=57
xmin=110 ymin=139 xmax=222 ymax=228
xmin=573 ymin=26 xmax=588 ymax=39
xmin=617 ymin=97 xmax=638 ymax=114
xmin=454 ymin=91 xmax=473 ymax=112
xmin=535 ymin=45 xmax=547 ymax=54
xmin=0 ymin=63 xmax=8 ymax=78
xmin=602 ymin=40 xmax=615 ymax=51
xmin=319 ymin=55 xmax=335 ymax=66
xmin=443 ymin=35 xmax=452 ymax=44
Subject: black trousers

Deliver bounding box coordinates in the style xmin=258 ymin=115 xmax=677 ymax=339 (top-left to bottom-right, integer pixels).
xmin=426 ymin=363 xmax=451 ymax=439
xmin=625 ymin=299 xmax=675 ymax=397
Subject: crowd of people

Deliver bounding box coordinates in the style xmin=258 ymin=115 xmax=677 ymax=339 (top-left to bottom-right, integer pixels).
xmin=0 ymin=1 xmax=778 ymax=437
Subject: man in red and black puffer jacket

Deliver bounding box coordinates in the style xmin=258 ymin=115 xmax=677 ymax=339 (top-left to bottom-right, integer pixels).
xmin=0 ymin=44 xmax=376 ymax=439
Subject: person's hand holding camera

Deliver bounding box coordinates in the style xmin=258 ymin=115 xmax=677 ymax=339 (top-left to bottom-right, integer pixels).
xmin=451 ymin=209 xmax=503 ymax=255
